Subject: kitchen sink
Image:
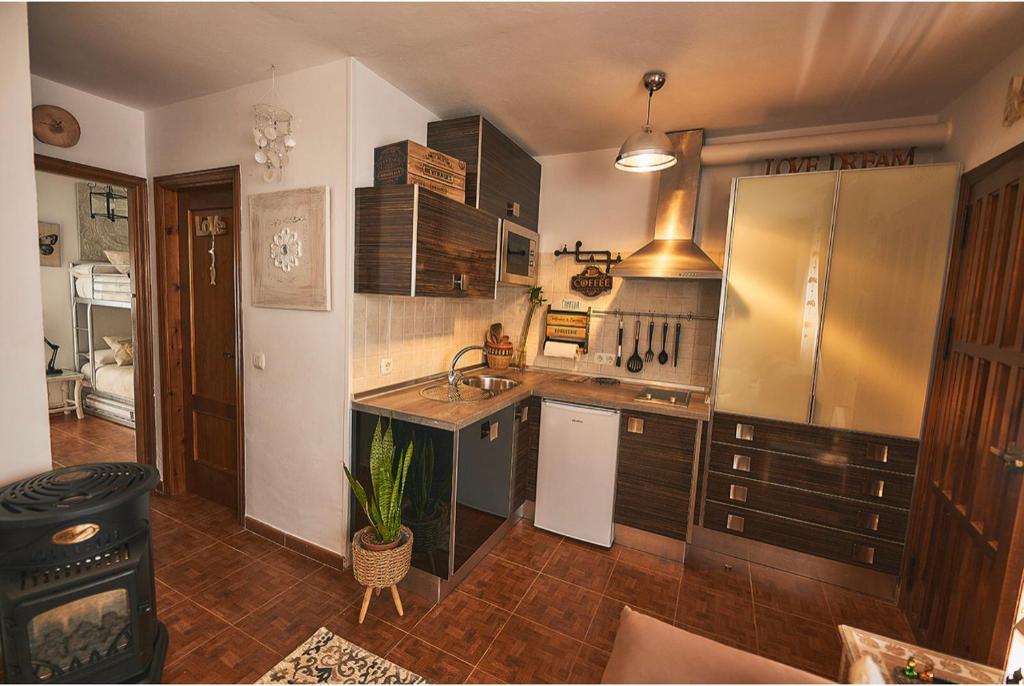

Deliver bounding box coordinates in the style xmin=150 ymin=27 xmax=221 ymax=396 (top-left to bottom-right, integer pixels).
xmin=461 ymin=376 xmax=520 ymax=394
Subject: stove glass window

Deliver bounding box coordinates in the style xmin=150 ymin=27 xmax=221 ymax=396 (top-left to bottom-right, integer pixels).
xmin=28 ymin=588 xmax=132 ymax=681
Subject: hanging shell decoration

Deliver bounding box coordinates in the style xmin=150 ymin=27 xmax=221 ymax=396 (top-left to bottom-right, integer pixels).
xmin=253 ymin=103 xmax=296 ymax=184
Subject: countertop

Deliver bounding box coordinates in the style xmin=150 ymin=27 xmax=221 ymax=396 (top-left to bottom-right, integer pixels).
xmin=352 ymin=368 xmax=710 ymax=430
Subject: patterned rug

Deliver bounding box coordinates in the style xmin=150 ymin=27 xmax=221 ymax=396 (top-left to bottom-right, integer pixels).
xmin=258 ymin=627 xmax=426 ymax=684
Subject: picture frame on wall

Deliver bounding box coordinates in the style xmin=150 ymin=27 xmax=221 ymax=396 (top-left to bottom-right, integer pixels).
xmin=249 ymin=186 xmax=330 ymax=311
xmin=38 ymin=221 xmax=61 ymax=268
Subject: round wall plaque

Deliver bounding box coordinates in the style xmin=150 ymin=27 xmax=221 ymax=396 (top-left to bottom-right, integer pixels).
xmin=32 ymin=104 xmax=81 ymax=148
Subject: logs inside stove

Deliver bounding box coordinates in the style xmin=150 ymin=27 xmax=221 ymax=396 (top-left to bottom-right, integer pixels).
xmin=0 ymin=463 xmax=166 ymax=683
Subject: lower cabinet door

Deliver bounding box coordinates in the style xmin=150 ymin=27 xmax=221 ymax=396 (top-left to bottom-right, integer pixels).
xmin=703 ymin=501 xmax=903 ymax=574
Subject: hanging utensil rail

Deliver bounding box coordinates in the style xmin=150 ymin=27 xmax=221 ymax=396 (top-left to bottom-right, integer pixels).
xmin=589 ymin=308 xmax=716 ymax=322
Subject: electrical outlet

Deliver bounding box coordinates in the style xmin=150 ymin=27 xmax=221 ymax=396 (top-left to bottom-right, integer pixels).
xmin=380 ymin=358 xmax=393 ymax=375
xmin=594 ymin=353 xmax=614 ymax=365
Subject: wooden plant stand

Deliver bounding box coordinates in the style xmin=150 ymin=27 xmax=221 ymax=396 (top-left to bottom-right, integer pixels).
xmin=358 ymin=584 xmax=404 ymax=624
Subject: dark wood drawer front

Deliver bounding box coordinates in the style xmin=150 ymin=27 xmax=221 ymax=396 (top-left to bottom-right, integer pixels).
xmin=705 ymin=473 xmax=909 ymax=541
xmin=703 ymin=501 xmax=903 ymax=574
xmin=713 ymin=413 xmax=919 ymax=475
xmin=614 ymin=412 xmax=697 ymax=541
xmin=708 ymin=443 xmax=914 ymax=508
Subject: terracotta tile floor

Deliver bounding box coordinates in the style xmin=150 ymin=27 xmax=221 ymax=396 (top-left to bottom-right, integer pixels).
xmin=49 ymin=413 xmax=136 ymax=468
xmin=149 ymin=502 xmax=915 ymax=683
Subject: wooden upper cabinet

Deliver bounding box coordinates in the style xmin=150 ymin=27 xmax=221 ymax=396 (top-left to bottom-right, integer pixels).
xmin=355 ymin=184 xmax=500 ymax=299
xmin=428 ymin=115 xmax=542 ymax=232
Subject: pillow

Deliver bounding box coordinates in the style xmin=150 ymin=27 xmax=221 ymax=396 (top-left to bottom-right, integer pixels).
xmin=92 ymin=348 xmax=117 ymax=366
xmin=103 ymin=250 xmax=131 ymax=274
xmin=103 ymin=336 xmax=134 ymax=366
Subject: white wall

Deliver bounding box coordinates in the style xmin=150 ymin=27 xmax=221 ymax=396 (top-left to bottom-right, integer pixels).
xmin=0 ymin=3 xmax=51 ymax=484
xmin=146 ymin=59 xmax=350 ymax=554
xmin=941 ymin=43 xmax=1024 ymax=171
xmin=31 ymin=76 xmax=147 ymax=178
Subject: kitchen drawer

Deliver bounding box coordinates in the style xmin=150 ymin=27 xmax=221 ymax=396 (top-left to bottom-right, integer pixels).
xmin=713 ymin=412 xmax=919 ymax=475
xmin=703 ymin=501 xmax=903 ymax=574
xmin=615 ymin=411 xmax=697 ymax=541
xmin=705 ymin=472 xmax=909 ymax=542
xmin=708 ymin=442 xmax=914 ymax=508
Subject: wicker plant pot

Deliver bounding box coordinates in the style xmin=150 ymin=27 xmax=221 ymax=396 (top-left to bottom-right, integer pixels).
xmin=351 ymin=526 xmax=413 ymax=624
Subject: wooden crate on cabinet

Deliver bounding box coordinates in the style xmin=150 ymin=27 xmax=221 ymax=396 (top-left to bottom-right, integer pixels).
xmin=354 ymin=184 xmax=501 ymax=298
xmin=427 ymin=115 xmax=542 ymax=232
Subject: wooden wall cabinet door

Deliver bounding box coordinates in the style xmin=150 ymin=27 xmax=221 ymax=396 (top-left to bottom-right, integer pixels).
xmin=428 ymin=115 xmax=542 ymax=232
xmin=614 ymin=411 xmax=697 ymax=540
xmin=355 ymin=184 xmax=500 ymax=298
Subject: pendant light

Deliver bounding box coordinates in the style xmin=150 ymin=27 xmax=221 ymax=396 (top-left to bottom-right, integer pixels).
xmin=615 ymin=71 xmax=677 ymax=173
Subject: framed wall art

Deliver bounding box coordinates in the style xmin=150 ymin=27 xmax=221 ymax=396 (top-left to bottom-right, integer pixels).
xmin=38 ymin=221 xmax=61 ymax=267
xmin=249 ymin=186 xmax=330 ymax=311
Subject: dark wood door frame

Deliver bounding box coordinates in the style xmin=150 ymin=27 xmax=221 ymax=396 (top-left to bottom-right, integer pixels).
xmin=34 ymin=154 xmax=156 ymax=471
xmin=153 ymin=166 xmax=244 ymax=518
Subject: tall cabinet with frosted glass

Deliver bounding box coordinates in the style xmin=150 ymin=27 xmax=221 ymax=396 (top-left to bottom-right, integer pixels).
xmin=702 ymin=164 xmax=959 ymax=582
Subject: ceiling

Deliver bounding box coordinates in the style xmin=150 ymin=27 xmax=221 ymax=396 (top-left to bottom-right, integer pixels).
xmin=27 ymin=2 xmax=1024 ymax=155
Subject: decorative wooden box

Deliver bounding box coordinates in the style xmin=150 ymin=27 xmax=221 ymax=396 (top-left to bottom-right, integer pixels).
xmin=374 ymin=140 xmax=467 ymax=203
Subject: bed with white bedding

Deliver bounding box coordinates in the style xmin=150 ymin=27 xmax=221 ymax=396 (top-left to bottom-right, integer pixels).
xmin=81 ymin=357 xmax=135 ymax=401
xmin=71 ymin=262 xmax=131 ymax=303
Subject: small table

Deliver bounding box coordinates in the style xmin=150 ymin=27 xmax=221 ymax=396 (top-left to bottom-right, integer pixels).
xmin=46 ymin=370 xmax=85 ymax=420
xmin=838 ymin=625 xmax=1004 ymax=684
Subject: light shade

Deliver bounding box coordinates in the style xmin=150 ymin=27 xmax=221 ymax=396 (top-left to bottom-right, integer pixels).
xmin=614 ymin=125 xmax=677 ymax=173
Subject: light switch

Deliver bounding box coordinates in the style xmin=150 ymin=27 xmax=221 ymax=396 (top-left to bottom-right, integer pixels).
xmin=252 ymin=353 xmax=266 ymax=370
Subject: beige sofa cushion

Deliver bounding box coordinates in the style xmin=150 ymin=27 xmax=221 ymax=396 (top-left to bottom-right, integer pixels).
xmin=602 ymin=606 xmax=832 ymax=684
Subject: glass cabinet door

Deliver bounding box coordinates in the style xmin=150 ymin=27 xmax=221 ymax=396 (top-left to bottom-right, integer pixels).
xmin=811 ymin=164 xmax=959 ymax=438
xmin=716 ymin=172 xmax=838 ymax=422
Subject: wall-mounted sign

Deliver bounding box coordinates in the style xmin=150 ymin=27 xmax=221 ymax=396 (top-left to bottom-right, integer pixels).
xmin=544 ymin=306 xmax=591 ymax=352
xmin=571 ymin=265 xmax=613 ymax=297
xmin=762 ymin=147 xmax=916 ymax=175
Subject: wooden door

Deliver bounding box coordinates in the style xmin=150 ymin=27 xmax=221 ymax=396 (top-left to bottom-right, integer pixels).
xmin=901 ymin=147 xmax=1024 ymax=667
xmin=177 ymin=185 xmax=240 ymax=510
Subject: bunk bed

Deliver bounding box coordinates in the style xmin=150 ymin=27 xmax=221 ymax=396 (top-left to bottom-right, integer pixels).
xmin=70 ymin=262 xmax=135 ymax=427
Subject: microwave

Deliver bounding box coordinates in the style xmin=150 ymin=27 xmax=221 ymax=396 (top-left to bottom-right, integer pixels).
xmin=499 ymin=220 xmax=538 ymax=286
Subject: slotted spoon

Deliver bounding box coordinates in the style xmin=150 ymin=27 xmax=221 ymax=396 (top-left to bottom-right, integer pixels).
xmin=627 ymin=320 xmax=644 ymax=373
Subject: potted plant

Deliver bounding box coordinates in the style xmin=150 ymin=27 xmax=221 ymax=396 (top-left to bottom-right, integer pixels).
xmin=343 ymin=416 xmax=414 ymax=623
xmin=513 ymin=286 xmax=546 ymax=369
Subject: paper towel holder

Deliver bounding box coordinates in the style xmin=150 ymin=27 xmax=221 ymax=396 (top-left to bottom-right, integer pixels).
xmin=544 ymin=305 xmax=591 ymax=353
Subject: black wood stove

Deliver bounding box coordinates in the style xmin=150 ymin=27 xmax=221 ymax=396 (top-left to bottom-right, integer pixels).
xmin=0 ymin=463 xmax=166 ymax=683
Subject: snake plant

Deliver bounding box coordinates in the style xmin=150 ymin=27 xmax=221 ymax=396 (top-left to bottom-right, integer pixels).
xmin=344 ymin=416 xmax=414 ymax=545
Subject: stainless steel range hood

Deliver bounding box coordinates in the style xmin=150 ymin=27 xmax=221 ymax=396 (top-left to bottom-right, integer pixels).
xmin=612 ymin=129 xmax=722 ymax=279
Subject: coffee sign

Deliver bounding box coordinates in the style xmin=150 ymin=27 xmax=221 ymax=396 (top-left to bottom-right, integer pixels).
xmin=763 ymin=147 xmax=916 ymax=175
xmin=571 ymin=265 xmax=612 ymax=297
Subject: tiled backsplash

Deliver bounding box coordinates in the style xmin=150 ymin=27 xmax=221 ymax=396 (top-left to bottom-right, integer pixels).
xmin=352 ymin=253 xmax=721 ymax=394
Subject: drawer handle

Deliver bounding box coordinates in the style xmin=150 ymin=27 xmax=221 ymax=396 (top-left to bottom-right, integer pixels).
xmin=518 ymin=406 xmax=529 ymax=423
xmin=732 ymin=454 xmax=751 ymax=472
xmin=860 ymin=512 xmax=881 ymax=532
xmin=735 ymin=423 xmax=754 ymax=441
xmin=868 ymin=479 xmax=885 ymax=498
xmin=452 ymin=273 xmax=467 ymax=291
xmin=867 ymin=444 xmax=889 ymax=464
xmin=627 ymin=417 xmax=645 ymax=434
xmin=729 ymin=484 xmax=748 ymax=503
xmin=853 ymin=544 xmax=876 ymax=565
xmin=726 ymin=514 xmax=745 ymax=532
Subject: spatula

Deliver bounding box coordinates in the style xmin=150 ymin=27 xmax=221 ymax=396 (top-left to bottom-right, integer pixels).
xmin=627 ymin=320 xmax=644 ymax=373
xmin=615 ymin=317 xmax=624 ymax=367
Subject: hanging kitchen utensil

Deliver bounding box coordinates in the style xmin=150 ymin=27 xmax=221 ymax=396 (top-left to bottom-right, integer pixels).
xmin=672 ymin=322 xmax=681 ymax=367
xmin=627 ymin=320 xmax=644 ymax=373
xmin=658 ymin=321 xmax=669 ymax=365
xmin=644 ymin=318 xmax=655 ymax=363
xmin=615 ymin=316 xmax=624 ymax=367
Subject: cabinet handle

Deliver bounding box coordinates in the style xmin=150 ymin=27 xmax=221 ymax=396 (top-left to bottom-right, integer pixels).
xmin=506 ymin=201 xmax=521 ymax=218
xmin=735 ymin=423 xmax=754 ymax=441
xmin=853 ymin=544 xmax=876 ymax=565
xmin=627 ymin=417 xmax=645 ymax=434
xmin=518 ymin=406 xmax=529 ymax=423
xmin=866 ymin=444 xmax=889 ymax=464
xmin=860 ymin=512 xmax=881 ymax=532
xmin=728 ymin=485 xmax=748 ymax=503
xmin=732 ymin=454 xmax=751 ymax=472
xmin=726 ymin=514 xmax=745 ymax=532
xmin=868 ymin=479 xmax=885 ymax=498
xmin=481 ymin=420 xmax=499 ymax=441
xmin=452 ymin=273 xmax=467 ymax=291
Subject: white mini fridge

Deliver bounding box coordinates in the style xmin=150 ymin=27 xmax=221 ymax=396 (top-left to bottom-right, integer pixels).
xmin=534 ymin=400 xmax=621 ymax=547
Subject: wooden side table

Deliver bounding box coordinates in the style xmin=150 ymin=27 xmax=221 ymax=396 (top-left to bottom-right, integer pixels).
xmin=838 ymin=625 xmax=1004 ymax=684
xmin=46 ymin=370 xmax=85 ymax=420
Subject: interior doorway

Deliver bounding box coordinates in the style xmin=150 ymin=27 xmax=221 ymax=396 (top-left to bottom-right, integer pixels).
xmin=33 ymin=155 xmax=155 ymax=471
xmin=153 ymin=167 xmax=244 ymax=515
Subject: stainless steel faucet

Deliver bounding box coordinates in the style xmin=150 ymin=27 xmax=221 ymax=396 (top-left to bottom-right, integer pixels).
xmin=448 ymin=345 xmax=484 ymax=386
